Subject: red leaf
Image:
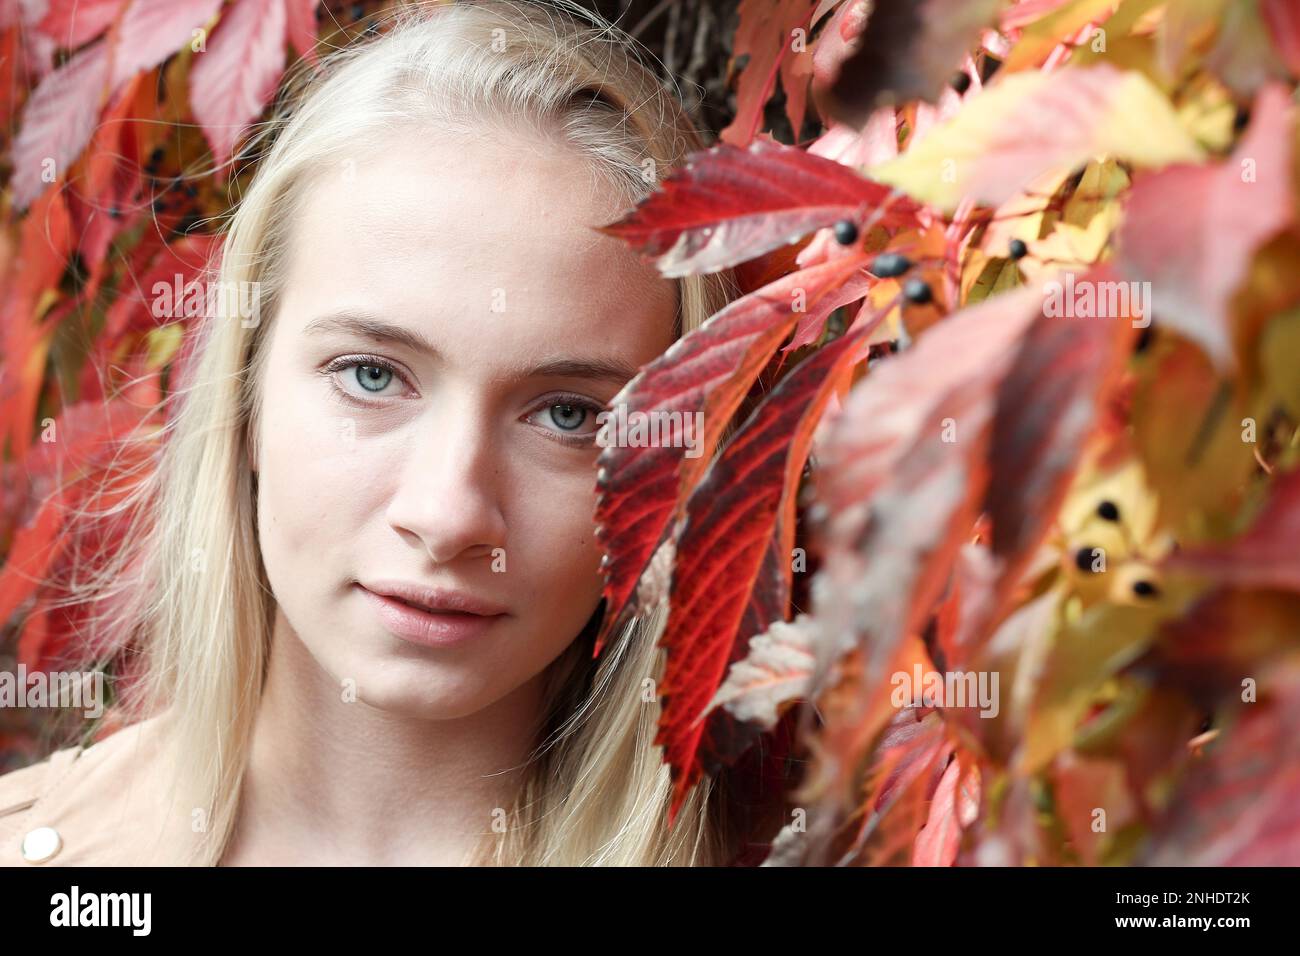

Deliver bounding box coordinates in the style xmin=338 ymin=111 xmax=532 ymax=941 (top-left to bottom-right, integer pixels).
xmin=38 ymin=0 xmax=126 ymax=48
xmin=811 ymin=283 xmax=1048 ymax=743
xmin=0 ymin=188 xmax=73 ymax=461
xmin=10 ymin=38 xmax=111 ymax=211
xmin=912 ymin=753 xmax=981 ymax=866
xmin=1115 ymin=82 xmax=1296 ymax=371
xmin=21 ymin=431 xmax=159 ymax=670
xmin=809 ymin=0 xmax=869 ymax=119
xmin=1141 ymin=661 xmax=1300 ymax=865
xmin=658 ymin=304 xmax=887 ymax=821
xmin=3 ymin=181 xmax=73 ymax=317
xmin=98 ymin=233 xmax=221 ymax=347
xmin=0 ymin=488 xmax=70 ymax=627
xmin=1165 ymin=465 xmax=1300 ymax=592
xmin=872 ymin=707 xmax=950 ymax=812
xmin=847 ymin=707 xmax=954 ymax=865
xmin=39 ymin=0 xmax=124 ymax=48
xmin=2 ymin=393 xmax=163 ymax=660
xmin=705 ymin=613 xmax=819 ymax=732
xmin=1152 ymin=589 xmax=1300 ymax=697
xmin=66 ymin=73 xmax=149 ymax=287
xmin=987 ymin=262 xmax=1138 ymax=599
xmin=781 ymin=270 xmax=874 ymax=353
xmin=190 ymin=0 xmax=287 ymax=173
xmin=808 ymin=440 xmax=995 ymax=858
xmin=593 ymin=252 xmax=871 ymax=656
xmin=1262 ymin=0 xmax=1300 ymax=75
xmin=812 ymin=0 xmax=999 ymax=128
xmin=284 ymin=0 xmax=321 ymax=65
xmin=109 ymin=0 xmax=224 ymax=91
xmin=597 ymin=138 xmax=919 ymax=276
xmin=720 ymin=0 xmax=819 ymax=146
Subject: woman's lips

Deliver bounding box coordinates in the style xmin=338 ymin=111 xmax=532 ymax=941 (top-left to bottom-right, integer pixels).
xmin=356 ymin=585 xmax=505 ymax=647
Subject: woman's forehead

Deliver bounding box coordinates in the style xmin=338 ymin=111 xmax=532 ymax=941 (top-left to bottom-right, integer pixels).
xmin=274 ymin=134 xmax=676 ymax=361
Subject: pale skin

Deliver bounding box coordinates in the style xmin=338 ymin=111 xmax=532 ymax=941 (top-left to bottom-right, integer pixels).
xmin=217 ymin=126 xmax=677 ymax=865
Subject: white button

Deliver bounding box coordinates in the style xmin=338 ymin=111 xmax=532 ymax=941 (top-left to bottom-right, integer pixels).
xmin=21 ymin=826 xmax=61 ymax=863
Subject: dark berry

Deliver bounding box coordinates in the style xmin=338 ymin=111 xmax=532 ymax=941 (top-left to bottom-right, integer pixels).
xmin=1096 ymin=500 xmax=1120 ymax=522
xmin=1134 ymin=324 xmax=1155 ymax=354
xmin=832 ymin=219 xmax=859 ymax=245
xmin=871 ymin=252 xmax=912 ymax=278
xmin=1008 ymin=238 xmax=1028 ymax=260
xmin=150 ymin=146 xmax=165 ymax=165
xmin=1133 ymin=580 xmax=1160 ymax=598
xmin=950 ymin=71 xmax=971 ymax=95
xmin=1075 ymin=546 xmax=1101 ymax=572
xmin=902 ymin=278 xmax=932 ymax=305
xmin=867 ymin=341 xmax=898 ymax=363
xmin=108 ymin=205 xmax=122 ymax=219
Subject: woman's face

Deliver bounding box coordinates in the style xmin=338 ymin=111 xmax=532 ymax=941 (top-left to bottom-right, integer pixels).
xmin=252 ymin=128 xmax=676 ymax=720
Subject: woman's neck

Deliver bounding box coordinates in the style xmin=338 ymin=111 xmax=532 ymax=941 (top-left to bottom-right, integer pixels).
xmin=219 ymin=608 xmax=543 ymax=865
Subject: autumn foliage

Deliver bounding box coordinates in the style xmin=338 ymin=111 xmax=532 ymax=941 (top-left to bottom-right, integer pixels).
xmin=4 ymin=0 xmax=1300 ymax=865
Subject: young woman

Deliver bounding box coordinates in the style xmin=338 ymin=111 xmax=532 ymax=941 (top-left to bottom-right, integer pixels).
xmin=0 ymin=0 xmax=749 ymax=866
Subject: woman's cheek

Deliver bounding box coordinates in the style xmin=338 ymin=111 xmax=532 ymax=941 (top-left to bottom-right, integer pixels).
xmin=544 ymin=489 xmax=607 ymax=593
xmin=260 ymin=384 xmax=364 ymax=542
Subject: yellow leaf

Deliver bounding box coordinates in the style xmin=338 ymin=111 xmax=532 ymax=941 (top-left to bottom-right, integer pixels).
xmin=1260 ymin=307 xmax=1300 ymax=419
xmin=870 ymin=65 xmax=1204 ymax=213
xmin=1020 ymin=600 xmax=1164 ymax=774
xmin=1003 ymin=0 xmax=1122 ymax=72
xmin=1062 ymin=158 xmax=1130 ymax=228
xmin=964 ymin=255 xmax=1023 ymax=304
xmin=145 ymin=323 xmax=185 ymax=369
xmin=1017 ymin=202 xmax=1121 ymax=282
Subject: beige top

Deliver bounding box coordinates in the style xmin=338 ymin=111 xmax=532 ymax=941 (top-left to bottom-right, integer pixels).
xmin=0 ymin=713 xmax=200 ymax=866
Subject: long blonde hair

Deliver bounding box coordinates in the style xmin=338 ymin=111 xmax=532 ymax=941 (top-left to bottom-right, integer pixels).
xmin=51 ymin=0 xmax=745 ymax=865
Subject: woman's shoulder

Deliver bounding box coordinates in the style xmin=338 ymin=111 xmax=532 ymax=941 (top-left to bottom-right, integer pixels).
xmin=0 ymin=711 xmax=197 ymax=866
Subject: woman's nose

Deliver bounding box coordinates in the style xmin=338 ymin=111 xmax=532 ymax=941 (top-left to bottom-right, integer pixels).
xmin=384 ymin=404 xmax=507 ymax=565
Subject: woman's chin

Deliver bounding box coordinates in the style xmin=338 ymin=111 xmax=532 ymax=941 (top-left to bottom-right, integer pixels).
xmin=335 ymin=662 xmax=511 ymax=721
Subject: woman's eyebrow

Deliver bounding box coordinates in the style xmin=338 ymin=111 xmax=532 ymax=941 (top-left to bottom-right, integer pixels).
xmin=303 ymin=310 xmax=641 ymax=387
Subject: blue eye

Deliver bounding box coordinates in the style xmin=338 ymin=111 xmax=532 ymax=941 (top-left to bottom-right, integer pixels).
xmin=549 ymin=403 xmax=586 ymax=431
xmin=528 ymin=395 xmax=604 ymax=447
xmin=354 ymin=364 xmax=393 ymax=393
xmin=321 ymin=354 xmax=408 ymax=403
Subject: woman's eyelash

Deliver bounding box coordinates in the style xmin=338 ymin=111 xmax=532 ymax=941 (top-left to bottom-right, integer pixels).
xmin=320 ymin=354 xmax=410 ymax=403
xmin=531 ymin=394 xmax=607 ymax=447
xmin=319 ymin=359 xmax=604 ymax=448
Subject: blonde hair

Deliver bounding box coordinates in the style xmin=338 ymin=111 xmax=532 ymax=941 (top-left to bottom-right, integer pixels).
xmin=51 ymin=0 xmax=746 ymax=865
